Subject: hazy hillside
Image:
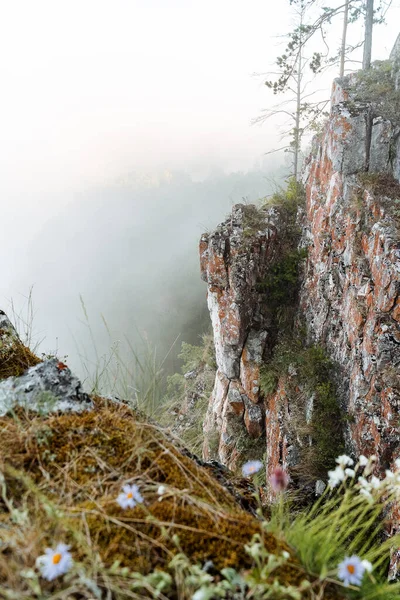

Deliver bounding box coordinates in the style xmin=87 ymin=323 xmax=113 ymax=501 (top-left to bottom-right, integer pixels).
xmin=10 ymin=166 xmax=285 ymax=389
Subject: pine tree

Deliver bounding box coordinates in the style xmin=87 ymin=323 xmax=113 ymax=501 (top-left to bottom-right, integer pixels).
xmin=257 ymin=0 xmax=391 ymax=179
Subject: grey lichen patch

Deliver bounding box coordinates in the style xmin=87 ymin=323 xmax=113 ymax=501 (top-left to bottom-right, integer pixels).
xmin=0 ymin=358 xmax=93 ymax=416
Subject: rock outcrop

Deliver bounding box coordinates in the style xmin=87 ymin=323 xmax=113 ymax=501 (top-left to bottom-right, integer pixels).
xmin=200 ymin=45 xmax=400 ymax=493
xmin=0 ymin=312 xmax=92 ymax=415
xmin=1 ymin=318 xmax=335 ymax=598
xmin=0 ymin=358 xmax=93 ymax=416
xmin=200 ymin=204 xmax=286 ymax=469
xmin=300 ymin=78 xmax=400 ymax=470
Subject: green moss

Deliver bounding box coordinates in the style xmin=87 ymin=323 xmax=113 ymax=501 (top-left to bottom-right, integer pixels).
xmin=257 ymin=248 xmax=308 ymax=310
xmin=0 ymin=400 xmax=310 ymax=586
xmin=84 ymin=497 xmax=262 ymax=573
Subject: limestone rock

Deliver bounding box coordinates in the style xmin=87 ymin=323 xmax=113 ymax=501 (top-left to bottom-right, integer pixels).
xmin=0 ymin=311 xmax=20 ymax=345
xmin=200 ymin=203 xmax=283 ymax=469
xmin=300 ymin=63 xmax=400 ymax=469
xmin=0 ymin=357 xmax=93 ymax=416
xmin=200 ymin=40 xmax=400 ymax=493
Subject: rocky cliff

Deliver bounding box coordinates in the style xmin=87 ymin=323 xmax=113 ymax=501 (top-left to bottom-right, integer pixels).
xmin=200 ymin=41 xmax=400 ymax=496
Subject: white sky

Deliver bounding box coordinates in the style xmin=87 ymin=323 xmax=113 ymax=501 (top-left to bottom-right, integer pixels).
xmin=0 ymin=0 xmax=400 ymax=360
xmin=0 ymin=1 xmax=288 ymax=196
xmin=1 ymin=1 xmax=399 ymax=201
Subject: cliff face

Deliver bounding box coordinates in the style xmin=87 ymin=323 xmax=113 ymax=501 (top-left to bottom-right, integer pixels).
xmin=200 ymin=43 xmax=400 ymax=491
xmin=199 ymin=204 xmax=284 ymax=469
xmin=300 ymin=77 xmax=400 ymax=466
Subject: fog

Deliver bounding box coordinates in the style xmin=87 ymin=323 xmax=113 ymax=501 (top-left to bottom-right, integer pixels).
xmin=1 ymin=0 xmax=400 ymax=391
xmin=6 ymin=163 xmax=285 ymax=387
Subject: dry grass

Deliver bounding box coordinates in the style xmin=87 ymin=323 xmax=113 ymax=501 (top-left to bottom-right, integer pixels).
xmin=0 ymin=331 xmax=41 ymax=380
xmin=0 ymin=399 xmax=319 ymax=598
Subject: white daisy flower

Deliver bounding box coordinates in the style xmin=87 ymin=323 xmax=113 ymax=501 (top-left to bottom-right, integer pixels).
xmin=336 ymin=455 xmax=354 ymax=468
xmin=359 ymin=455 xmax=369 ymax=467
xmin=328 ymin=465 xmax=345 ymax=488
xmin=370 ymin=476 xmax=381 ymax=489
xmin=338 ymin=555 xmax=367 ymax=587
xmin=359 ymin=488 xmax=373 ymax=502
xmin=395 ymin=458 xmax=400 ymax=470
xmin=242 ymin=460 xmax=263 ymax=477
xmin=117 ymin=483 xmax=143 ymax=509
xmin=345 ymin=468 xmax=355 ymax=478
xmin=358 ymin=476 xmax=375 ymax=502
xmin=36 ymin=543 xmax=73 ymax=581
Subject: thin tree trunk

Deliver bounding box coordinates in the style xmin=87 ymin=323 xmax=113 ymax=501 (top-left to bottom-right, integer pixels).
xmin=363 ymin=0 xmax=374 ymax=69
xmin=340 ymin=0 xmax=349 ymax=76
xmin=294 ymin=64 xmax=301 ymax=182
xmin=294 ymin=6 xmax=304 ymax=182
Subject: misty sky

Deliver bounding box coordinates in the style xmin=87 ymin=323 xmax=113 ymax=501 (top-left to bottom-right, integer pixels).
xmin=3 ymin=1 xmax=398 ymax=197
xmin=1 ymin=0 xmax=400 ymax=389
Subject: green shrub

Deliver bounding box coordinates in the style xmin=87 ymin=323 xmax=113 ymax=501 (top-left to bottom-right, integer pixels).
xmin=178 ymin=333 xmax=216 ymax=373
xmin=260 ymin=368 xmax=279 ymax=396
xmin=260 ymin=335 xmax=344 ymax=480
xmin=161 ymin=332 xmax=216 ymax=455
xmin=256 ymin=180 xmax=308 ymax=338
xmin=346 ymin=60 xmax=400 ymax=124
xmin=263 ymin=178 xmax=306 ymax=216
xmin=242 ymin=204 xmax=268 ymax=238
xmin=257 ymin=249 xmax=308 ymax=309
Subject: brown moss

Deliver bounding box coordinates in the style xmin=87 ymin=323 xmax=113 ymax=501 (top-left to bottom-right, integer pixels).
xmin=0 ymin=401 xmax=345 ymax=597
xmin=0 ymin=402 xmax=268 ymax=570
xmin=0 ymin=331 xmax=41 ymax=380
xmin=0 ymin=404 xmax=240 ymax=510
xmin=82 ymin=497 xmax=262 ymax=572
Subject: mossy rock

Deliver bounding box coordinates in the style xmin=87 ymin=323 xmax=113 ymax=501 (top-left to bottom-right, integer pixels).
xmin=0 ymin=330 xmax=41 ymax=380
xmin=0 ymin=401 xmax=310 ymax=584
